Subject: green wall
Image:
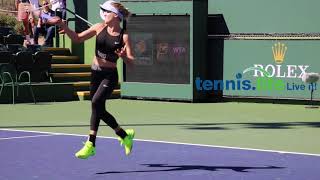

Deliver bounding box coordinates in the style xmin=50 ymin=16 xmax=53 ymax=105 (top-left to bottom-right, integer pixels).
xmin=64 ymin=0 xmax=320 ymax=101
xmin=207 ymin=0 xmax=320 ymax=100
xmin=119 ymin=1 xmax=194 ymax=100
xmin=65 ymin=1 xmax=197 ymax=100
xmin=208 ymin=0 xmax=320 ymax=33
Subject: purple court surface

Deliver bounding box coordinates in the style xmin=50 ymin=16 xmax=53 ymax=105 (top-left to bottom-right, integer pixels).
xmin=0 ymin=129 xmax=320 ymax=180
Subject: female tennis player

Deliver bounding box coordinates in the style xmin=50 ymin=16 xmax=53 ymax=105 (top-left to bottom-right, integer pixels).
xmin=51 ymin=0 xmax=135 ymax=159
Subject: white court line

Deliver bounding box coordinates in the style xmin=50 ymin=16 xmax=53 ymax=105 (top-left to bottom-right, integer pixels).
xmin=0 ymin=134 xmax=56 ymax=140
xmin=1 ymin=128 xmax=320 ymax=157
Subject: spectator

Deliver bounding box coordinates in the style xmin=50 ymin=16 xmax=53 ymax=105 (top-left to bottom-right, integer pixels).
xmin=50 ymin=0 xmax=66 ymax=20
xmin=29 ymin=0 xmax=41 ymax=17
xmin=29 ymin=0 xmax=40 ymax=37
xmin=16 ymin=0 xmax=36 ymax=44
xmin=33 ymin=0 xmax=55 ymax=47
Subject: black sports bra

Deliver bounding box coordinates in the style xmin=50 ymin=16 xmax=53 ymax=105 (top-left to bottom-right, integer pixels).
xmin=95 ymin=26 xmax=124 ymax=63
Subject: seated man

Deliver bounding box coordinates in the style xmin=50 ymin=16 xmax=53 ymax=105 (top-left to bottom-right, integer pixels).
xmin=50 ymin=0 xmax=66 ymax=20
xmin=33 ymin=0 xmax=55 ymax=47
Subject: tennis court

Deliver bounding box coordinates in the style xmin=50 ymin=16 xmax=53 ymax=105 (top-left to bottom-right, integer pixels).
xmin=1 ymin=100 xmax=320 ymax=180
xmin=1 ymin=0 xmax=320 ymax=179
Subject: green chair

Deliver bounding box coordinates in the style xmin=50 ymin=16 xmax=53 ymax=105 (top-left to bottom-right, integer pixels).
xmin=0 ymin=63 xmax=16 ymax=104
xmin=33 ymin=51 xmax=52 ymax=82
xmin=15 ymin=51 xmax=36 ymax=104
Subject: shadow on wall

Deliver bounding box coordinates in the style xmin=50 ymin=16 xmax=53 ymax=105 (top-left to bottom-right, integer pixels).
xmin=70 ymin=0 xmax=89 ymax=63
xmin=207 ymin=14 xmax=229 ymax=102
xmin=208 ymin=14 xmax=230 ymax=35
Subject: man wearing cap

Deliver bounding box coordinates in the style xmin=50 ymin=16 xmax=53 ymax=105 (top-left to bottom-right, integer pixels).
xmin=33 ymin=0 xmax=56 ymax=47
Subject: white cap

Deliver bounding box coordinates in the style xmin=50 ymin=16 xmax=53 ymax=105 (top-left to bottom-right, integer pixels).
xmin=99 ymin=0 xmax=123 ymax=21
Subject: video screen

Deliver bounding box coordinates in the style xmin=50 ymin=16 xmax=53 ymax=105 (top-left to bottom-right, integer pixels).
xmin=125 ymin=15 xmax=190 ymax=84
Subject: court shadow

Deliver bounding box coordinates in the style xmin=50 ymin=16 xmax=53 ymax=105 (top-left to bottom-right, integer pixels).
xmin=96 ymin=163 xmax=283 ymax=175
xmin=185 ymin=127 xmax=229 ymax=130
xmin=183 ymin=121 xmax=320 ymax=130
xmin=2 ymin=122 xmax=320 ymax=129
xmin=184 ymin=122 xmax=292 ymax=130
xmin=242 ymin=122 xmax=295 ymax=129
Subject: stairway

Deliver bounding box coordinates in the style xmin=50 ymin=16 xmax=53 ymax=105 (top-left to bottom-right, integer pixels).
xmin=44 ymin=47 xmax=120 ymax=100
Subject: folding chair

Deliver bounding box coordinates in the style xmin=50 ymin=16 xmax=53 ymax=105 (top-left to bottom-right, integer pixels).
xmin=7 ymin=44 xmax=26 ymax=54
xmin=27 ymin=44 xmax=42 ymax=54
xmin=15 ymin=51 xmax=36 ymax=103
xmin=4 ymin=34 xmax=24 ymax=45
xmin=0 ymin=51 xmax=13 ymax=64
xmin=33 ymin=51 xmax=52 ymax=82
xmin=0 ymin=53 xmax=16 ymax=104
xmin=0 ymin=27 xmax=14 ymax=36
xmin=0 ymin=44 xmax=8 ymax=51
xmin=0 ymin=33 xmax=4 ymax=45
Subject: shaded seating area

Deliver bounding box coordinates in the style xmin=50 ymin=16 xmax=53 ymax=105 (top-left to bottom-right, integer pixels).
xmin=15 ymin=51 xmax=36 ymax=104
xmin=4 ymin=34 xmax=24 ymax=45
xmin=0 ymin=27 xmax=25 ymax=52
xmin=33 ymin=51 xmax=53 ymax=83
xmin=0 ymin=49 xmax=52 ymax=104
xmin=6 ymin=44 xmax=27 ymax=54
xmin=0 ymin=25 xmax=103 ymax=104
xmin=0 ymin=27 xmax=15 ymax=45
xmin=0 ymin=52 xmax=15 ymax=104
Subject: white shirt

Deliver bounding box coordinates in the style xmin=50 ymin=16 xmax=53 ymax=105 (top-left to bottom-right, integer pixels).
xmin=50 ymin=0 xmax=65 ymax=11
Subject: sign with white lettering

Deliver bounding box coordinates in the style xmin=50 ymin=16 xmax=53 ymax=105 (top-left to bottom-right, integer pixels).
xmin=223 ymin=40 xmax=320 ymax=99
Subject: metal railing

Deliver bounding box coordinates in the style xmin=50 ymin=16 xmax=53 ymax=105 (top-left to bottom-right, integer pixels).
xmin=55 ymin=7 xmax=93 ymax=48
xmin=208 ymin=33 xmax=320 ymax=40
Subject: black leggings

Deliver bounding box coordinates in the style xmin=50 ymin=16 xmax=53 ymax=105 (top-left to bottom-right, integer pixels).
xmin=90 ymin=69 xmax=119 ymax=131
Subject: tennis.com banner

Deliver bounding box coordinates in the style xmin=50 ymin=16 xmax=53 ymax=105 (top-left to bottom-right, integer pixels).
xmin=198 ymin=41 xmax=320 ymax=99
xmin=195 ymin=74 xmax=317 ymax=92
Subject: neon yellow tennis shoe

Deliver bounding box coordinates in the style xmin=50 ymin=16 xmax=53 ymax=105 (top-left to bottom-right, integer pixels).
xmin=118 ymin=129 xmax=135 ymax=155
xmin=75 ymin=141 xmax=96 ymax=159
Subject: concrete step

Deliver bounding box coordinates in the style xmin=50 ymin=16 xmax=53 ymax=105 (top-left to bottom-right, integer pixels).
xmin=72 ymin=81 xmax=120 ymax=91
xmin=50 ymin=72 xmax=91 ymax=82
xmin=76 ymin=89 xmax=120 ymax=100
xmin=0 ymin=82 xmax=86 ymax=103
xmin=51 ymin=64 xmax=91 ymax=73
xmin=0 ymin=81 xmax=121 ymax=103
xmin=43 ymin=47 xmax=72 ymax=56
xmin=52 ymin=55 xmax=81 ymax=64
xmin=72 ymin=81 xmax=90 ymax=91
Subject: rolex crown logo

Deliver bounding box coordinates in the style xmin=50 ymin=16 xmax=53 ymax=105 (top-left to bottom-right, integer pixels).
xmin=272 ymin=42 xmax=287 ymax=64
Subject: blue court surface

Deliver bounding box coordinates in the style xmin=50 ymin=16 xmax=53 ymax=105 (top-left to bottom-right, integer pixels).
xmin=1 ymin=129 xmax=320 ymax=180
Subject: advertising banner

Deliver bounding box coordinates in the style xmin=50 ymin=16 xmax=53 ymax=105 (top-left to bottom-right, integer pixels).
xmin=221 ymin=40 xmax=320 ymax=99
